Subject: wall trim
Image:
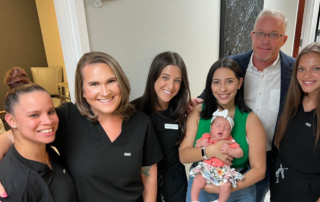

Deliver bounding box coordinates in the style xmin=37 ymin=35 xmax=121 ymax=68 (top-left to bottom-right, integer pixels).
xmin=53 ymin=0 xmax=90 ymax=102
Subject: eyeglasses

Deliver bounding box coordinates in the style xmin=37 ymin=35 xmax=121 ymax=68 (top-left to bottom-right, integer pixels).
xmin=252 ymin=32 xmax=285 ymax=40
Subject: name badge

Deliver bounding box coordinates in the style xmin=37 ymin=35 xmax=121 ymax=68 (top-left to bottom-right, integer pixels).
xmin=124 ymin=153 xmax=131 ymax=156
xmin=164 ymin=124 xmax=178 ymax=130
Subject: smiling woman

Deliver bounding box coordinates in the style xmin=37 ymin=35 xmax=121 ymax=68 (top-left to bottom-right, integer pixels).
xmin=0 ymin=52 xmax=163 ymax=202
xmin=180 ymin=57 xmax=266 ymax=202
xmin=0 ymin=67 xmax=77 ymax=202
xmin=52 ymin=52 xmax=163 ymax=202
xmin=154 ymin=64 xmax=183 ymax=110
xmin=132 ymin=51 xmax=190 ymax=202
xmin=296 ymin=52 xmax=320 ymax=98
xmin=271 ymin=42 xmax=320 ymax=202
xmin=211 ymin=68 xmax=243 ymax=110
xmin=81 ymin=63 xmax=122 ymax=119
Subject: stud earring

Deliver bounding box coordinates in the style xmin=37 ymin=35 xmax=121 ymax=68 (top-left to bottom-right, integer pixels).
xmin=11 ymin=126 xmax=16 ymax=129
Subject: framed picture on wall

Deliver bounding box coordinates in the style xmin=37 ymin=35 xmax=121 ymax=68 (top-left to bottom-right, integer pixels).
xmin=219 ymin=0 xmax=264 ymax=57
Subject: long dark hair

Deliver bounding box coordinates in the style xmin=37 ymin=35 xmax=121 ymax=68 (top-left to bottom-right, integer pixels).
xmin=275 ymin=42 xmax=320 ymax=148
xmin=133 ymin=51 xmax=191 ymax=142
xmin=201 ymin=57 xmax=250 ymax=119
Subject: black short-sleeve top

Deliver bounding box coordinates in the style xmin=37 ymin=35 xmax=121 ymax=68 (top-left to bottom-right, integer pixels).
xmin=148 ymin=106 xmax=181 ymax=171
xmin=0 ymin=146 xmax=77 ymax=202
xmin=54 ymin=102 xmax=163 ymax=202
xmin=277 ymin=105 xmax=320 ymax=174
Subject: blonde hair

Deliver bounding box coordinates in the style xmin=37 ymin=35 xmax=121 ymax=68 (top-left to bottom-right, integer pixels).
xmin=75 ymin=52 xmax=135 ymax=121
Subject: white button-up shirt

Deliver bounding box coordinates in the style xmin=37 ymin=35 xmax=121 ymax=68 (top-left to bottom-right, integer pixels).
xmin=244 ymin=54 xmax=281 ymax=151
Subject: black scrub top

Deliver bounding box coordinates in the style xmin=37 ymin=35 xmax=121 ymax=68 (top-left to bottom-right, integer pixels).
xmin=277 ymin=105 xmax=320 ymax=174
xmin=0 ymin=145 xmax=77 ymax=202
xmin=54 ymin=102 xmax=163 ymax=202
xmin=149 ymin=106 xmax=182 ymax=171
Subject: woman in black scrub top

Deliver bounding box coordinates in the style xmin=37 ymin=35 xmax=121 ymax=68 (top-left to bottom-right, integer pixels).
xmin=271 ymin=42 xmax=320 ymax=202
xmin=132 ymin=51 xmax=191 ymax=202
xmin=0 ymin=52 xmax=163 ymax=202
xmin=0 ymin=67 xmax=77 ymax=202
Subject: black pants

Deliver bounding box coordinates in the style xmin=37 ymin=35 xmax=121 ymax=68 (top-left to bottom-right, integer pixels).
xmin=270 ymin=157 xmax=320 ymax=202
xmin=156 ymin=162 xmax=187 ymax=202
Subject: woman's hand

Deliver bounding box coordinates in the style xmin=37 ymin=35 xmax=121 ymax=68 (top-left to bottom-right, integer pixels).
xmin=206 ymin=140 xmax=234 ymax=165
xmin=0 ymin=182 xmax=7 ymax=201
xmin=220 ymin=143 xmax=231 ymax=155
xmin=203 ymin=183 xmax=220 ymax=194
xmin=188 ymin=98 xmax=204 ymax=113
xmin=195 ymin=138 xmax=210 ymax=148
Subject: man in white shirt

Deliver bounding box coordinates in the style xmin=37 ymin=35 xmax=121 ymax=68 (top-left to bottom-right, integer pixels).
xmin=196 ymin=9 xmax=296 ymax=202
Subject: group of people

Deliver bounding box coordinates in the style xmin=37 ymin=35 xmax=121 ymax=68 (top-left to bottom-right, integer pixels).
xmin=0 ymin=8 xmax=319 ymax=202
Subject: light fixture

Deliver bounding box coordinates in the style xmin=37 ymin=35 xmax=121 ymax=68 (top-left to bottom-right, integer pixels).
xmin=94 ymin=0 xmax=102 ymax=8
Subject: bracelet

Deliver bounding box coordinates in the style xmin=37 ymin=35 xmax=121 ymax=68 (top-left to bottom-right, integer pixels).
xmin=201 ymin=146 xmax=210 ymax=160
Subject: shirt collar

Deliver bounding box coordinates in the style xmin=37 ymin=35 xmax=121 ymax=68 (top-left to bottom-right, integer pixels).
xmin=299 ymin=103 xmax=316 ymax=114
xmin=249 ymin=53 xmax=280 ymax=72
xmin=10 ymin=145 xmax=53 ymax=183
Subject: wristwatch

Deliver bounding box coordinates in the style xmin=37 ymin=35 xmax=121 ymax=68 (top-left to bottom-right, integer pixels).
xmin=201 ymin=146 xmax=210 ymax=160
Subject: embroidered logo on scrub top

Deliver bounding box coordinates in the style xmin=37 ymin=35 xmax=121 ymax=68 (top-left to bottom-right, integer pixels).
xmin=164 ymin=124 xmax=178 ymax=130
xmin=306 ymin=122 xmax=311 ymax=127
xmin=124 ymin=153 xmax=131 ymax=156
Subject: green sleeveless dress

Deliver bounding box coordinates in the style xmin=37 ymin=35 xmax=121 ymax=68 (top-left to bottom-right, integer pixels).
xmin=194 ymin=105 xmax=249 ymax=169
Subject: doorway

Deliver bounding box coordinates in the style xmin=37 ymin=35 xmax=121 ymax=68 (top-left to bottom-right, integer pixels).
xmin=293 ymin=0 xmax=320 ymax=57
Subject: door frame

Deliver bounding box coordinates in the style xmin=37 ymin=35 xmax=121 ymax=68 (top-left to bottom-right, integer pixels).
xmin=53 ymin=0 xmax=90 ymax=102
xmin=300 ymin=0 xmax=320 ymax=51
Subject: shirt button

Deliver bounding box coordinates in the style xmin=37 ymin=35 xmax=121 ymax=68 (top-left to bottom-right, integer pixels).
xmin=256 ymin=109 xmax=259 ymax=112
xmin=259 ymin=93 xmax=262 ymax=95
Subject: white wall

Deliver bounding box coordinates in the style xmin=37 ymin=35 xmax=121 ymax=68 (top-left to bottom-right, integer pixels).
xmin=264 ymin=0 xmax=299 ymax=56
xmin=84 ymin=0 xmax=220 ymax=99
xmin=77 ymin=0 xmax=299 ymax=101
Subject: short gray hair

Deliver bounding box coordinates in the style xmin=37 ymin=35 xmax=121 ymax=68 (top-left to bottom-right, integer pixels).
xmin=254 ymin=9 xmax=287 ymax=32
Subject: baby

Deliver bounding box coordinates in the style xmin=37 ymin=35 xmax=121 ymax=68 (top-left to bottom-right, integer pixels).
xmin=190 ymin=109 xmax=244 ymax=202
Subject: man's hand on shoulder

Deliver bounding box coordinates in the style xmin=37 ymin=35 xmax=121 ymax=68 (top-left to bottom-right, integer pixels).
xmin=188 ymin=98 xmax=204 ymax=113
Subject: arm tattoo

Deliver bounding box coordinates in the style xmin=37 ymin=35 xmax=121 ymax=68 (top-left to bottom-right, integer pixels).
xmin=141 ymin=166 xmax=151 ymax=177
